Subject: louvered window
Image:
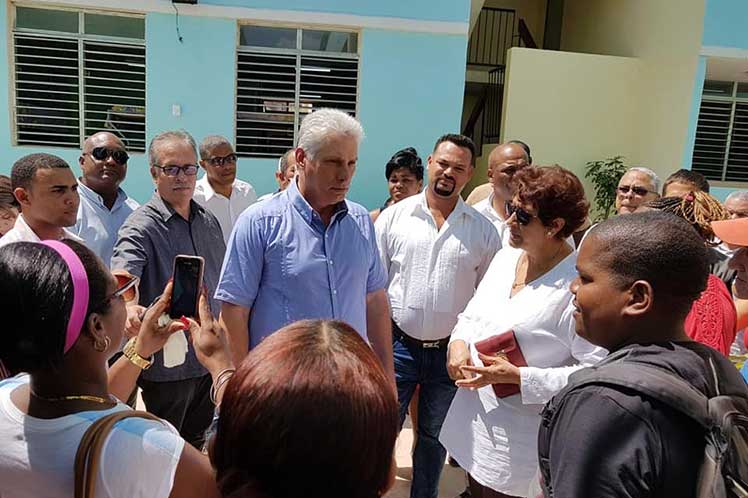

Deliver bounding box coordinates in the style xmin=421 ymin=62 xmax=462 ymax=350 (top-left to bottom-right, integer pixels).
xmin=692 ymin=80 xmax=748 ymax=182
xmin=236 ymin=26 xmax=359 ymax=158
xmin=12 ymin=7 xmax=146 ymax=151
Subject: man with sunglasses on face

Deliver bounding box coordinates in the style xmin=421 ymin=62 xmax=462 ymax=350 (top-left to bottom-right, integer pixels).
xmin=112 ymin=130 xmax=226 ymax=448
xmin=193 ymin=135 xmax=257 ymax=243
xmin=73 ymin=132 xmax=140 ymax=266
xmin=615 ymin=167 xmax=660 ymax=215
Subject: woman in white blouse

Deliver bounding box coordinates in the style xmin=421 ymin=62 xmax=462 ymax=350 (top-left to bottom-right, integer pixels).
xmin=440 ymin=165 xmax=607 ymax=498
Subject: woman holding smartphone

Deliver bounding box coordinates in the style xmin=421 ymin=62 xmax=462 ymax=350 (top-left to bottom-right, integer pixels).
xmin=440 ymin=166 xmax=607 ymax=498
xmin=0 ymin=240 xmax=232 ymax=498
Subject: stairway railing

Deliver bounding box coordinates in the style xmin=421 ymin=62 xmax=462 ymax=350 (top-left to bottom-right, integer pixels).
xmin=462 ymin=67 xmax=505 ymax=154
xmin=467 ymin=8 xmax=516 ymax=67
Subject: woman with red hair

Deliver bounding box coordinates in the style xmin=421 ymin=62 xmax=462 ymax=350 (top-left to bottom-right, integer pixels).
xmin=210 ymin=319 xmax=399 ymax=498
xmin=441 ymin=166 xmax=607 ymax=497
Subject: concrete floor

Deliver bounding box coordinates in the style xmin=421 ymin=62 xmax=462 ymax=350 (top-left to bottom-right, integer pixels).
xmin=386 ymin=418 xmax=466 ymax=498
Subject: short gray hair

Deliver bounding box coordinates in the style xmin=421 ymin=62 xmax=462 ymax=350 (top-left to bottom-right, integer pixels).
xmin=199 ymin=135 xmax=233 ymax=160
xmin=296 ymin=108 xmax=364 ymax=159
xmin=148 ymin=130 xmax=198 ymax=166
xmin=278 ymin=148 xmax=295 ymax=173
xmin=725 ymin=190 xmax=748 ymax=204
xmin=627 ymin=166 xmax=661 ymax=194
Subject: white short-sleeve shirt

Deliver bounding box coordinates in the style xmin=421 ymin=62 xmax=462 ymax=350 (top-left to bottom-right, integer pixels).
xmin=0 ymin=375 xmax=185 ymax=498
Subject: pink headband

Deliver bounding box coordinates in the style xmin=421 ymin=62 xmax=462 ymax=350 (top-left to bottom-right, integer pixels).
xmin=40 ymin=240 xmax=90 ymax=354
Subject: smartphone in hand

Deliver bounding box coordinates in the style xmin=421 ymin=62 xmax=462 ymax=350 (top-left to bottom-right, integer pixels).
xmin=170 ymin=255 xmax=204 ymax=319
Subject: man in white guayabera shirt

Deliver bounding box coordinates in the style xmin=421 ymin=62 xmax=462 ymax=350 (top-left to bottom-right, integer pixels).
xmin=375 ymin=134 xmax=501 ymax=498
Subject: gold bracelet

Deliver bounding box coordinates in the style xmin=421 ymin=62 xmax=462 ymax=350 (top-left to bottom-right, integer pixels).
xmin=123 ymin=337 xmax=153 ymax=370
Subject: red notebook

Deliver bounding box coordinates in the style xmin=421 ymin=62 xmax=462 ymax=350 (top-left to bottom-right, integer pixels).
xmin=474 ymin=330 xmax=528 ymax=398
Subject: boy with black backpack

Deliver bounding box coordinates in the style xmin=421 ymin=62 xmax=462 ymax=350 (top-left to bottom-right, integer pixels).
xmin=537 ymin=211 xmax=748 ymax=498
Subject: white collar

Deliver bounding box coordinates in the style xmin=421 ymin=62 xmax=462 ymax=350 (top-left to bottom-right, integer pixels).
xmin=10 ymin=214 xmax=82 ymax=243
xmin=197 ymin=174 xmax=245 ymax=202
xmin=413 ymin=191 xmax=477 ymax=221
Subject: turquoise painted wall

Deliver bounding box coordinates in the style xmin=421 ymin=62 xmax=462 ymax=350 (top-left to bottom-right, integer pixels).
xmin=703 ymin=0 xmax=748 ymax=48
xmin=0 ymin=4 xmax=469 ymax=208
xmin=352 ymin=29 xmax=467 ymax=205
xmin=688 ymin=1 xmax=748 ymax=197
xmin=200 ymin=0 xmax=470 ymax=23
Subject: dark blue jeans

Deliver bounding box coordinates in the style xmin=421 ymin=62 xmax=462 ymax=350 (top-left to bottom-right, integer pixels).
xmin=393 ymin=334 xmax=458 ymax=498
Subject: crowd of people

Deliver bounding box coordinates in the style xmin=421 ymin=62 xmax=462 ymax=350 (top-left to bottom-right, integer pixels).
xmin=0 ymin=107 xmax=747 ymax=498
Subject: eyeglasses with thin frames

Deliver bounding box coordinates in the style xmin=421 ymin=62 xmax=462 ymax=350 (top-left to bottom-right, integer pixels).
xmin=94 ymin=273 xmax=139 ymax=312
xmin=207 ymin=154 xmax=237 ymax=167
xmin=154 ymin=164 xmax=199 ymax=177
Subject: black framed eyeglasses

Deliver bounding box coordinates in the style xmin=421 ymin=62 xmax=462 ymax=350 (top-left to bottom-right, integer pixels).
xmin=154 ymin=164 xmax=199 ymax=177
xmin=505 ymin=201 xmax=535 ymax=226
xmin=207 ymin=153 xmax=237 ymax=167
xmin=89 ymin=147 xmax=129 ymax=165
xmin=617 ymin=185 xmax=653 ymax=196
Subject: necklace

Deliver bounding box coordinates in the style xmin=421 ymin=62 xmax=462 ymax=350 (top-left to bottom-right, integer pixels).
xmin=512 ymin=244 xmax=566 ymax=290
xmin=30 ymin=389 xmax=116 ymax=405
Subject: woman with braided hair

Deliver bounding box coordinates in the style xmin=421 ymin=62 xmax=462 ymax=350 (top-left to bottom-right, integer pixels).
xmin=640 ymin=191 xmax=737 ymax=354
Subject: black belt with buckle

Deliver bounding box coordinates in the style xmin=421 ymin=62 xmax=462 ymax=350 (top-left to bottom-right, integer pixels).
xmin=392 ymin=320 xmax=450 ymax=349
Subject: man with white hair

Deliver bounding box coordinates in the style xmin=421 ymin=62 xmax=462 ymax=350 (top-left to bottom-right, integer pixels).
xmin=725 ymin=190 xmax=748 ymax=220
xmin=615 ymin=166 xmax=661 ymax=215
xmin=215 ymin=109 xmax=395 ymax=384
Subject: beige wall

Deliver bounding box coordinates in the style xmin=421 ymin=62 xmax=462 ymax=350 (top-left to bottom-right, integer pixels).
xmin=499 ymin=48 xmax=642 ymax=212
xmin=561 ymin=0 xmax=706 ymax=176
xmin=484 ymin=0 xmax=546 ymax=47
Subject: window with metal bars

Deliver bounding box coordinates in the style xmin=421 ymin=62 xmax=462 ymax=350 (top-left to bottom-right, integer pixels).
xmin=692 ymin=80 xmax=748 ymax=183
xmin=12 ymin=7 xmax=146 ymax=151
xmin=236 ymin=26 xmax=359 ymax=158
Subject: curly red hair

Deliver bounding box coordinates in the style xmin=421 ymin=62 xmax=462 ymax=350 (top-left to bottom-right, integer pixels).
xmin=514 ymin=165 xmax=589 ymax=238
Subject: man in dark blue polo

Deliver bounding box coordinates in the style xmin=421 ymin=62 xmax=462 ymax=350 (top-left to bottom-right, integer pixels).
xmin=215 ymin=109 xmax=394 ymax=385
xmin=112 ymin=130 xmax=225 ymax=448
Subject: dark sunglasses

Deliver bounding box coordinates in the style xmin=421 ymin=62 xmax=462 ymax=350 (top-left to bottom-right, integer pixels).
xmin=90 ymin=147 xmax=129 ymax=165
xmin=154 ymin=164 xmax=199 ymax=177
xmin=505 ymin=201 xmax=534 ymax=226
xmin=617 ymin=185 xmax=653 ymax=196
xmin=207 ymin=153 xmax=237 ymax=166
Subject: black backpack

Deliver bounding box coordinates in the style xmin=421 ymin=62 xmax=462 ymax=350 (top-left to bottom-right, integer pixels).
xmin=538 ymin=359 xmax=748 ymax=498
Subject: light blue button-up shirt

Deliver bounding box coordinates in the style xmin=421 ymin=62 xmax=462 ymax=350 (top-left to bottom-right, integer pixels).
xmin=215 ymin=179 xmax=387 ymax=348
xmin=73 ymin=182 xmax=139 ymax=266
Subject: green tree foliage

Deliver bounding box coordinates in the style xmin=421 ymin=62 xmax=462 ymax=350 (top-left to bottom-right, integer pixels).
xmin=585 ymin=156 xmax=628 ymax=221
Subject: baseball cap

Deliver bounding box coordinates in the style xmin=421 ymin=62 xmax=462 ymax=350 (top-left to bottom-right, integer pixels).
xmin=712 ymin=217 xmax=748 ymax=246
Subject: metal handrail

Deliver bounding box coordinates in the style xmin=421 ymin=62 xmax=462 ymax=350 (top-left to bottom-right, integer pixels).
xmin=467 ymin=8 xmax=516 ymax=67
xmin=517 ymin=19 xmax=538 ymax=48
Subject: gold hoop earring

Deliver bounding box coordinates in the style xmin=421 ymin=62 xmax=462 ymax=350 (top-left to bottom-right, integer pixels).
xmin=94 ymin=336 xmax=111 ymax=352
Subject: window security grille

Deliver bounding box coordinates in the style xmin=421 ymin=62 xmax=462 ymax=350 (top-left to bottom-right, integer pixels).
xmin=692 ymin=81 xmax=748 ymax=182
xmin=236 ymin=26 xmax=359 ymax=158
xmin=13 ymin=8 xmax=146 ymax=151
